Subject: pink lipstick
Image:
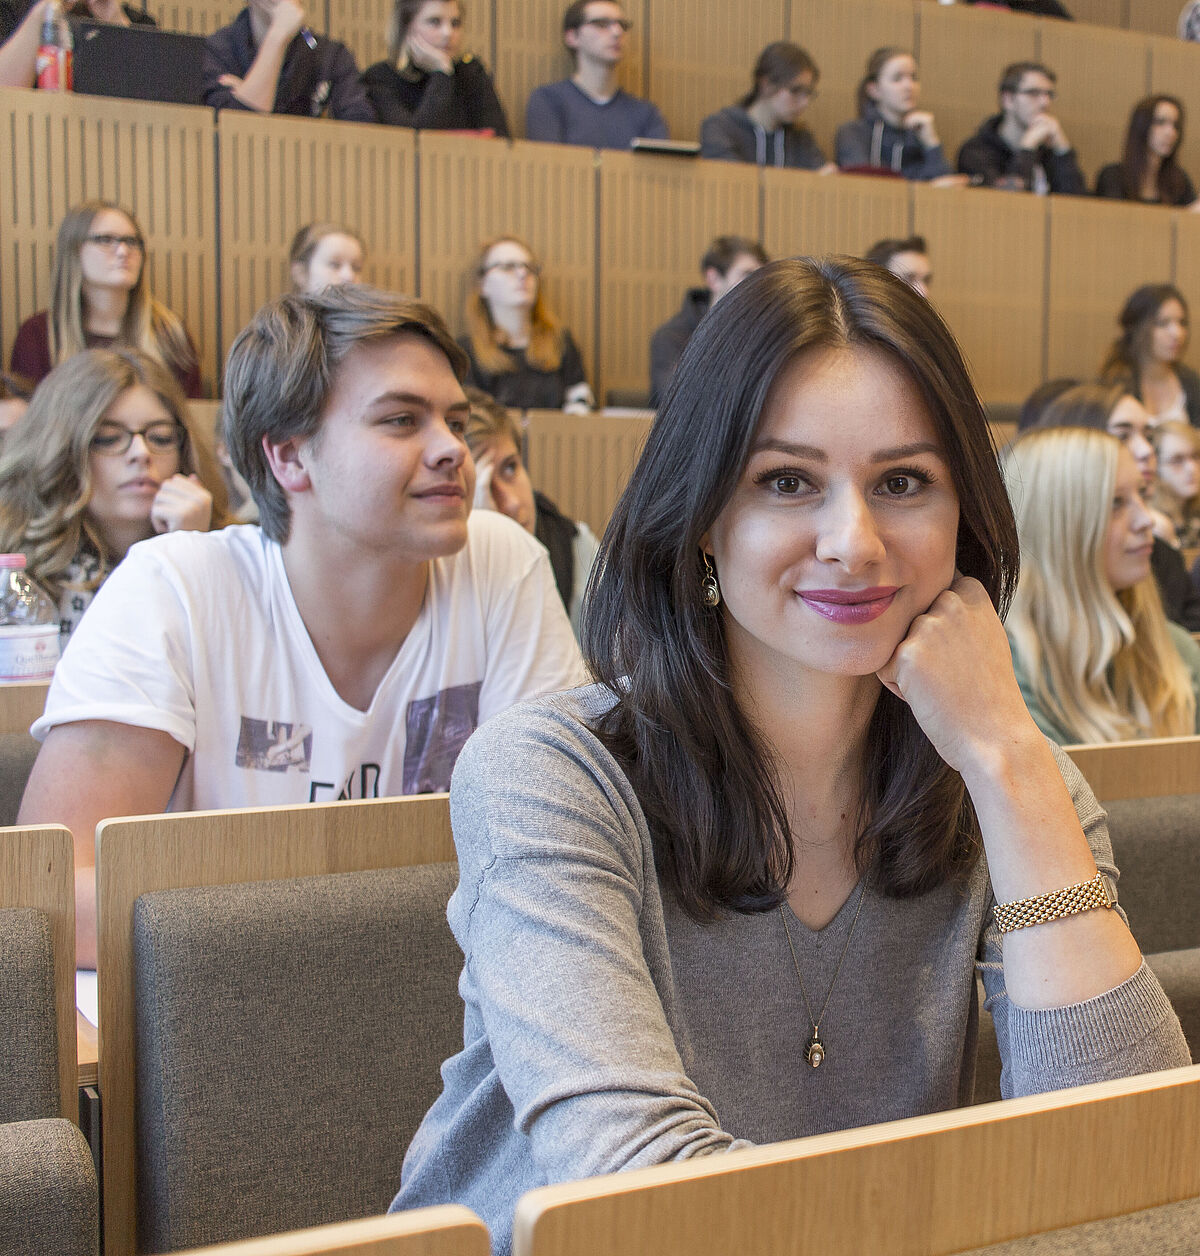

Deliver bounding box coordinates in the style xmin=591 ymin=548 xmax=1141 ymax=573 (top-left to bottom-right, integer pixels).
xmin=797 ymin=586 xmax=898 ymax=624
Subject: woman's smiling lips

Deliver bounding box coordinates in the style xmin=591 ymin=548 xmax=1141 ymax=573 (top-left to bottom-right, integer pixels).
xmin=797 ymin=586 xmax=899 ymax=624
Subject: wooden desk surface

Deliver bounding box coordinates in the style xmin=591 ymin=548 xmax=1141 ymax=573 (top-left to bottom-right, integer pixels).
xmin=77 ymin=1010 xmax=97 ymax=1089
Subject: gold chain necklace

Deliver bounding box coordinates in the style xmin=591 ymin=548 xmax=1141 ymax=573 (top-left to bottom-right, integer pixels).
xmin=778 ymin=877 xmax=869 ymax=1069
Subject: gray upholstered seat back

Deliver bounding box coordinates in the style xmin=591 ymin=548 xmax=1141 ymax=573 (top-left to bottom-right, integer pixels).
xmin=1105 ymin=794 xmax=1200 ymax=956
xmin=0 ymin=1118 xmax=98 ymax=1256
xmin=132 ymin=862 xmax=463 ymax=1253
xmin=0 ymin=907 xmax=60 ymax=1123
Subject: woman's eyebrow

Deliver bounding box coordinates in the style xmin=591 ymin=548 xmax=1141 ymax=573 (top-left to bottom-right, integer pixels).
xmin=748 ymin=439 xmax=944 ymax=461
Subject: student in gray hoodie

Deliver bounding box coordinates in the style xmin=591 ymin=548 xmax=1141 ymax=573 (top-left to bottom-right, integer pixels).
xmin=699 ymin=42 xmax=833 ymax=171
xmin=835 ymin=47 xmax=954 ymax=181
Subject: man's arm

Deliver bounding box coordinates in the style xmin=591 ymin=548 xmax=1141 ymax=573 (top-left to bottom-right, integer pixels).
xmin=19 ymin=721 xmax=185 ymax=968
xmin=208 ymin=0 xmax=305 ymax=113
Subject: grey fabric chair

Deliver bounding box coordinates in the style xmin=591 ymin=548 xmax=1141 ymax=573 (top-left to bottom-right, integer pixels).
xmin=0 ymin=1118 xmax=98 ymax=1256
xmin=0 ymin=906 xmax=59 ymax=1123
xmin=0 ymin=734 xmax=40 ymax=828
xmin=132 ymin=862 xmax=463 ymax=1253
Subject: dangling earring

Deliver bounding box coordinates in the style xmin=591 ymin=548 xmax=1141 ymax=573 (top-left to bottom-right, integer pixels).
xmin=701 ymin=553 xmax=721 ymax=608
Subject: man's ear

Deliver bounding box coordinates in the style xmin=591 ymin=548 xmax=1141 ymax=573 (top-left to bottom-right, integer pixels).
xmin=261 ymin=432 xmax=312 ymax=494
xmin=563 ymin=27 xmax=580 ymax=53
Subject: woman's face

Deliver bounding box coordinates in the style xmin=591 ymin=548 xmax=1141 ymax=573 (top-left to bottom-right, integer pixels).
xmin=479 ymin=241 xmax=539 ymax=314
xmin=868 ymin=54 xmax=919 ymax=121
xmin=1104 ymin=446 xmax=1156 ymax=593
xmin=1147 ymin=101 xmax=1181 ymax=160
xmin=762 ymin=68 xmax=816 ymax=127
xmin=78 ymin=209 xmax=143 ymax=294
xmin=407 ymin=0 xmax=463 ymax=58
xmin=1157 ymin=429 xmax=1200 ymax=501
xmin=295 ymin=233 xmax=365 ymax=294
xmin=1106 ymin=394 xmax=1157 ymax=491
xmin=1150 ymin=297 xmax=1188 ymax=366
xmin=85 ymin=385 xmax=181 ymax=547
xmin=706 ymin=344 xmax=959 ymax=687
xmin=476 ymin=433 xmax=536 ymax=532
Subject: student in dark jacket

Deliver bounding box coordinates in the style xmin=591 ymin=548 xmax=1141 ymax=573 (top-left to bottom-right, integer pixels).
xmin=649 ymin=236 xmax=767 ymax=406
xmin=957 ymin=61 xmax=1084 ymax=195
xmin=362 ymin=0 xmax=508 ymax=135
xmin=836 ymin=47 xmax=958 ymax=182
xmin=201 ymin=0 xmax=375 ymax=121
xmin=699 ymin=42 xmax=832 ymax=171
xmin=1095 ymin=95 xmax=1199 ymax=208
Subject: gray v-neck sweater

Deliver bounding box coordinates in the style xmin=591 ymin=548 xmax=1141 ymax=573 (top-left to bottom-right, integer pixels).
xmin=392 ymin=684 xmax=1190 ymax=1254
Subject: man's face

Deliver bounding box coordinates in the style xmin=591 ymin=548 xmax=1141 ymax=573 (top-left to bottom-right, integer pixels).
xmin=1002 ymin=71 xmax=1055 ymax=132
xmin=287 ymin=333 xmax=474 ymax=566
xmin=706 ymin=253 xmax=764 ymax=305
xmin=565 ymin=1 xmax=628 ymax=67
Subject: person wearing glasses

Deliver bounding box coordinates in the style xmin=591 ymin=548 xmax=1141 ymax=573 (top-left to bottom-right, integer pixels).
xmin=0 ymin=348 xmax=227 ymax=640
xmin=461 ymin=236 xmax=594 ymax=413
xmin=957 ymin=62 xmax=1084 ymax=195
xmin=699 ymin=42 xmax=833 ymax=171
xmin=524 ymin=0 xmax=667 ymax=150
xmin=9 ymin=202 xmax=204 ymax=398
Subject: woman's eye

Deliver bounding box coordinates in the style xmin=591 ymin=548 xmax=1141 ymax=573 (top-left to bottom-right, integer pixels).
xmin=773 ymin=474 xmax=803 ymax=494
xmin=884 ymin=474 xmax=915 ymax=496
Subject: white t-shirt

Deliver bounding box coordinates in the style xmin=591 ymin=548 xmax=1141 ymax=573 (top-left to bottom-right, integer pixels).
xmin=34 ymin=514 xmax=587 ymax=808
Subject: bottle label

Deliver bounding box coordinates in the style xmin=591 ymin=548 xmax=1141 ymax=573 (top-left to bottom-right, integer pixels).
xmin=0 ymin=624 xmax=60 ymax=681
xmin=36 ymin=46 xmax=72 ymax=91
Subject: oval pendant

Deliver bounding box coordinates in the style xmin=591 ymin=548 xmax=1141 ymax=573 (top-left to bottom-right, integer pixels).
xmin=806 ymin=1036 xmax=825 ymax=1068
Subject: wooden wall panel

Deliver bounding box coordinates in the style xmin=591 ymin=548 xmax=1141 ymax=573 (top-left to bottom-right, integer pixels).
xmin=217 ymin=113 xmax=415 ymax=374
xmin=597 ymin=150 xmax=758 ymax=398
xmin=788 ymin=0 xmax=916 ymax=163
xmin=915 ymin=4 xmax=1039 ymax=176
xmin=1127 ymin=0 xmax=1189 ymax=37
xmin=1170 ymin=215 xmax=1200 ymax=381
xmin=1147 ymin=36 xmax=1200 ymax=202
xmin=492 ymin=0 xmax=647 ymax=140
xmin=0 ymin=90 xmax=218 ymax=391
xmin=645 ymin=0 xmax=784 ymax=143
xmin=1045 ymin=196 xmax=1173 ymax=381
xmin=1038 ymin=22 xmax=1150 ymax=185
xmin=141 ymin=0 xmax=240 ymax=33
xmin=762 ymin=168 xmax=909 ymax=261
xmin=526 ymin=410 xmax=651 ymax=537
xmin=330 ymin=0 xmax=392 ymax=71
xmin=416 ymin=133 xmax=595 ymax=385
xmin=912 ymin=183 xmax=1046 ymax=403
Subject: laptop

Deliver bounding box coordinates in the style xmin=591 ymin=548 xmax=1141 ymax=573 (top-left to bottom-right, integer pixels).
xmin=70 ymin=20 xmax=207 ymax=106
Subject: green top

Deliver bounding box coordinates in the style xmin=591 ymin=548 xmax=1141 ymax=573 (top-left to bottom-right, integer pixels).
xmin=1010 ymin=620 xmax=1200 ymax=745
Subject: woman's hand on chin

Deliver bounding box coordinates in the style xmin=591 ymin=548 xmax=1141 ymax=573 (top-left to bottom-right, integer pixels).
xmin=150 ymin=474 xmax=213 ymax=535
xmin=876 ymin=574 xmax=1038 ymax=779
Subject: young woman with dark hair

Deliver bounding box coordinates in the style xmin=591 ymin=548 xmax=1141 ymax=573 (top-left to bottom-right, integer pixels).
xmin=1095 ymin=96 xmax=1200 ymax=207
xmin=1101 ymin=283 xmax=1199 ymax=424
xmin=699 ymin=41 xmax=833 ymax=170
xmin=393 ymin=256 xmax=1188 ymax=1255
xmin=361 ymin=0 xmax=508 ymax=135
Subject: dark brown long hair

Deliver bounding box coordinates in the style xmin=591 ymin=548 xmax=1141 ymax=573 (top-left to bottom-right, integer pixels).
xmin=1101 ymin=283 xmax=1189 ymax=382
xmin=1114 ymin=95 xmax=1190 ymax=204
xmin=581 ymin=257 xmax=1019 ymax=921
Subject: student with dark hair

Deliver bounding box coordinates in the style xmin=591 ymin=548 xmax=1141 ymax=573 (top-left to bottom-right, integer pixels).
xmin=18 ymin=285 xmax=584 ymax=967
xmin=1095 ymin=96 xmax=1198 ymax=207
xmin=699 ymin=42 xmax=833 ymax=171
xmin=1017 ymin=376 xmax=1078 ymax=431
xmin=362 ymin=0 xmax=507 ymax=135
xmin=392 ymin=257 xmax=1188 ymax=1255
xmin=524 ymin=0 xmax=667 ymax=149
xmin=864 ymin=235 xmax=932 ymax=298
xmin=648 ymin=235 xmax=768 ymax=405
xmin=1101 ymin=283 xmax=1200 ymax=425
xmin=835 ymin=48 xmax=956 ymax=181
xmin=201 ymin=0 xmax=375 ymax=120
xmin=957 ymin=62 xmax=1084 ymax=194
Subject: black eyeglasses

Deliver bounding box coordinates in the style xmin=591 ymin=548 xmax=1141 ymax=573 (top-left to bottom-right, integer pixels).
xmin=84 ymin=234 xmax=145 ymax=253
xmin=1014 ymin=87 xmax=1056 ymax=101
xmin=580 ymin=17 xmax=632 ymax=31
xmin=90 ymin=421 xmax=184 ymax=455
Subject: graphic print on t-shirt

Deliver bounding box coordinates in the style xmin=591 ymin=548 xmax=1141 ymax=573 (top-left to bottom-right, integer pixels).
xmin=403 ymin=682 xmax=482 ymax=794
xmin=235 ymin=716 xmax=314 ymax=773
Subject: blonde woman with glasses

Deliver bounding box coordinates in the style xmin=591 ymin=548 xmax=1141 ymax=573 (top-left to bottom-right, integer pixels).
xmin=1152 ymin=419 xmax=1200 ymax=548
xmin=9 ymin=201 xmax=203 ymax=397
xmin=0 ymin=349 xmax=227 ymax=638
xmin=1004 ymin=425 xmax=1200 ymax=744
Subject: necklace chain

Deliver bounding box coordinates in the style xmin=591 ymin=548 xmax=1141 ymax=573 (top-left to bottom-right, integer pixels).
xmin=778 ymin=877 xmax=869 ymax=1069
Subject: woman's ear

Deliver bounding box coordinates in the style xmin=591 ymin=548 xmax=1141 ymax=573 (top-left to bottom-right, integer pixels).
xmin=865 ymin=80 xmax=880 ymax=103
xmin=289 ymin=261 xmax=308 ymax=291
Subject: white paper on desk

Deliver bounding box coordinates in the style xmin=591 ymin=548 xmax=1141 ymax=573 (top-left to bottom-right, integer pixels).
xmin=76 ymin=969 xmax=98 ymax=1026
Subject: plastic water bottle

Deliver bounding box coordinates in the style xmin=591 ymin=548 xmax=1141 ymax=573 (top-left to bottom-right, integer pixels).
xmin=0 ymin=555 xmax=60 ymax=682
xmin=36 ymin=0 xmax=73 ymax=92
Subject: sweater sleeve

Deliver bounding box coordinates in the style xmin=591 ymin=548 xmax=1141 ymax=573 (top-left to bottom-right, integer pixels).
xmin=956 ymin=134 xmax=1007 ymax=185
xmin=326 ymin=41 xmax=375 ymax=122
xmin=447 ymin=702 xmax=747 ymax=1185
xmin=698 ymin=111 xmax=748 ymax=162
xmin=524 ymin=84 xmax=564 ymax=143
xmin=1046 ymin=147 xmax=1086 ymax=196
xmin=835 ymin=120 xmax=872 ymax=169
xmin=463 ymin=58 xmax=509 ymax=137
xmin=977 ymin=746 xmax=1191 ymax=1098
xmin=9 ymin=312 xmax=51 ymax=385
xmin=1095 ymin=163 xmax=1126 ymax=199
xmin=914 ymin=141 xmax=951 ymax=180
xmin=201 ymin=28 xmax=254 ymax=111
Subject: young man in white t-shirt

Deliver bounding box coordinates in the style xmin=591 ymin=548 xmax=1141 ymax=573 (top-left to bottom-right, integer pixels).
xmin=20 ymin=285 xmax=585 ymax=965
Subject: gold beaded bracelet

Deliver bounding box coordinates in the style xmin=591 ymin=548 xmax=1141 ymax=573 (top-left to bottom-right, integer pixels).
xmin=993 ymin=871 xmax=1114 ymax=935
